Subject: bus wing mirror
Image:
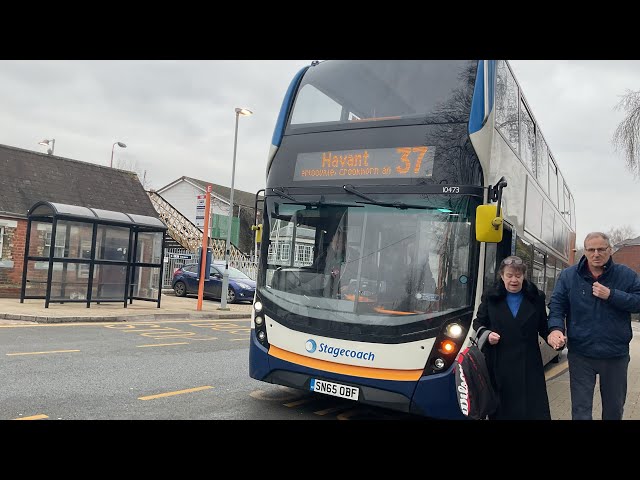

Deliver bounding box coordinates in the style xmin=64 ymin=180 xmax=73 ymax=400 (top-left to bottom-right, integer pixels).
xmin=476 ymin=205 xmax=503 ymax=243
xmin=251 ymin=223 xmax=263 ymax=243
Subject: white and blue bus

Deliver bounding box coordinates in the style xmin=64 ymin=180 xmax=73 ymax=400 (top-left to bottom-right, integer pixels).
xmin=249 ymin=60 xmax=576 ymax=419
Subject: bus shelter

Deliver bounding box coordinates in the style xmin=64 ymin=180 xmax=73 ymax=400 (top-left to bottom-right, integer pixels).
xmin=20 ymin=201 xmax=167 ymax=308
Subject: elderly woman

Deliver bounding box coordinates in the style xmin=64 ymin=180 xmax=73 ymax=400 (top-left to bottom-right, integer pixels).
xmin=472 ymin=255 xmax=551 ymax=420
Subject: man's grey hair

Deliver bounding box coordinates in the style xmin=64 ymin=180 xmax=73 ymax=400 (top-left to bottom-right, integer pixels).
xmin=584 ymin=232 xmax=610 ymax=247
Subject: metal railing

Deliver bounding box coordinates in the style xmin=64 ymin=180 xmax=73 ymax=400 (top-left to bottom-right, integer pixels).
xmin=148 ymin=190 xmax=205 ymax=252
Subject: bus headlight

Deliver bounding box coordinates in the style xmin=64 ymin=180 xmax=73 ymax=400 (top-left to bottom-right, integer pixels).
xmin=254 ymin=301 xmax=263 ymax=312
xmin=433 ymin=358 xmax=446 ymax=370
xmin=445 ymin=323 xmax=464 ymax=339
xmin=255 ymin=316 xmax=264 ymax=326
xmin=257 ymin=331 xmax=266 ymax=342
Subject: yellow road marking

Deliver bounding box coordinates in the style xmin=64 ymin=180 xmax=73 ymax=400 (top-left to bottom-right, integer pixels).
xmin=336 ymin=409 xmax=360 ymax=420
xmin=15 ymin=414 xmax=48 ymax=420
xmin=138 ymin=385 xmax=213 ymax=400
xmin=120 ymin=328 xmax=182 ymax=333
xmin=0 ymin=318 xmax=251 ymax=329
xmin=137 ymin=342 xmax=190 ymax=348
xmin=284 ymin=397 xmax=316 ymax=407
xmin=545 ymin=362 xmax=569 ymax=381
xmin=314 ymin=405 xmax=349 ymax=416
xmin=130 ymin=319 xmax=250 ymax=325
xmin=7 ymin=349 xmax=80 ymax=356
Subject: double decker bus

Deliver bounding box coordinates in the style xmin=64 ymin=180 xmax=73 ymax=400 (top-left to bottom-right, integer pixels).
xmin=249 ymin=60 xmax=577 ymax=419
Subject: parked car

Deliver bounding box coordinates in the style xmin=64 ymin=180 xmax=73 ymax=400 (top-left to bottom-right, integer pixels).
xmin=172 ymin=262 xmax=256 ymax=304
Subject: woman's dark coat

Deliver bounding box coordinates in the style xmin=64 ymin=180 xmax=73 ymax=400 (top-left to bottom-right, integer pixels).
xmin=472 ymin=279 xmax=551 ymax=420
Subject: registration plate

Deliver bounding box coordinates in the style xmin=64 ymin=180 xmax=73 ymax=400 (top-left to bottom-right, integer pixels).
xmin=310 ymin=378 xmax=359 ymax=400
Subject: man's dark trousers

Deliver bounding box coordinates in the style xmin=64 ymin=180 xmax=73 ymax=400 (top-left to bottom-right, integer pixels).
xmin=568 ymin=351 xmax=630 ymax=420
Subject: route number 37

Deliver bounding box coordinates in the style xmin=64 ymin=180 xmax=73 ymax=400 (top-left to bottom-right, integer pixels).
xmin=395 ymin=147 xmax=428 ymax=174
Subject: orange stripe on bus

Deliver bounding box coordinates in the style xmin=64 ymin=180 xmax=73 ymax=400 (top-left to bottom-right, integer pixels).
xmin=269 ymin=345 xmax=423 ymax=381
xmin=372 ymin=306 xmax=417 ymax=315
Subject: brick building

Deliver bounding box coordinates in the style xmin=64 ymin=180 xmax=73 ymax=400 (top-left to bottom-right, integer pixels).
xmin=613 ymin=235 xmax=640 ymax=321
xmin=0 ymin=143 xmax=159 ymax=298
xmin=613 ymin=235 xmax=640 ymax=274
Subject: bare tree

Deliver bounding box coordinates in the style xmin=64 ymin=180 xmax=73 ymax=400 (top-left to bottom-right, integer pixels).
xmin=606 ymin=225 xmax=638 ymax=247
xmin=612 ymin=89 xmax=640 ymax=180
xmin=113 ymin=158 xmax=152 ymax=190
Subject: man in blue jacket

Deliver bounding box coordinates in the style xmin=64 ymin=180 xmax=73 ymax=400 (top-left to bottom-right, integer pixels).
xmin=548 ymin=232 xmax=640 ymax=420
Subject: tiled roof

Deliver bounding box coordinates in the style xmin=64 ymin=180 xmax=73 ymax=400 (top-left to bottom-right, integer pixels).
xmin=0 ymin=143 xmax=158 ymax=218
xmin=617 ymin=235 xmax=640 ymax=247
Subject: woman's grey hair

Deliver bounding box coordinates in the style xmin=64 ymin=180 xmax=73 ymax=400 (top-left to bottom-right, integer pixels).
xmin=498 ymin=255 xmax=527 ymax=276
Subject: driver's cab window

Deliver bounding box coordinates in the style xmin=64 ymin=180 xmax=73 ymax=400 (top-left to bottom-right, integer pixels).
xmin=483 ymin=224 xmax=513 ymax=289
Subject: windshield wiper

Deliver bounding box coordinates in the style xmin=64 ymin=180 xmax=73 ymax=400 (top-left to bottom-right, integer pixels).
xmin=343 ymin=184 xmax=432 ymax=210
xmin=272 ymin=188 xmax=362 ymax=208
xmin=272 ymin=188 xmax=297 ymax=201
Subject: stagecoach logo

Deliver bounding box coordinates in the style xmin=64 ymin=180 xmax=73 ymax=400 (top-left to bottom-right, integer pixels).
xmin=305 ymin=339 xmax=317 ymax=353
xmin=304 ymin=339 xmax=376 ymax=361
xmin=457 ymin=363 xmax=469 ymax=416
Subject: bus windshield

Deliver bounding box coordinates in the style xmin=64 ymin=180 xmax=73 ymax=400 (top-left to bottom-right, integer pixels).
xmin=261 ymin=192 xmax=479 ymax=327
xmin=288 ymin=60 xmax=476 ymax=132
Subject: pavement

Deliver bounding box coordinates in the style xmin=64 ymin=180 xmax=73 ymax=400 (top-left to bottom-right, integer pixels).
xmin=1 ymin=293 xmax=639 ymax=420
xmin=0 ymin=292 xmax=252 ymax=324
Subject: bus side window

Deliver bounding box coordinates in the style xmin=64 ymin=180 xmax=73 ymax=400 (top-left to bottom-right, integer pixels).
xmin=484 ymin=225 xmax=513 ymax=288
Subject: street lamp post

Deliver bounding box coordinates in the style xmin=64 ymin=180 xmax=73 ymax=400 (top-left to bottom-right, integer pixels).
xmin=110 ymin=141 xmax=127 ymax=168
xmin=38 ymin=138 xmax=55 ymax=155
xmin=219 ymin=107 xmax=253 ymax=310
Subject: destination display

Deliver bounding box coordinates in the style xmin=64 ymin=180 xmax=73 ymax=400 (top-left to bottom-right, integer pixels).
xmin=293 ymin=146 xmax=435 ymax=181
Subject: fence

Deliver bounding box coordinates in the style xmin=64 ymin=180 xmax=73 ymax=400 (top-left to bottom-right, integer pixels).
xmin=163 ymin=247 xmax=258 ymax=288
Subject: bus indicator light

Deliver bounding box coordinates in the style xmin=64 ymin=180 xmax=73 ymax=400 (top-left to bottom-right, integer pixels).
xmin=439 ymin=340 xmax=456 ymax=354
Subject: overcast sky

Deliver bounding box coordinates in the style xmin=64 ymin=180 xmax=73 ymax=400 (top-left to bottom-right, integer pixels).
xmin=0 ymin=60 xmax=638 ymax=245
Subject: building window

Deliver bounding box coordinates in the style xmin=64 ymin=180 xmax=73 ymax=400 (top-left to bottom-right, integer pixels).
xmin=295 ymin=243 xmax=313 ymax=266
xmin=268 ymin=241 xmax=293 ymax=265
xmin=44 ymin=231 xmax=66 ymax=258
xmin=78 ymin=239 xmax=92 ymax=278
xmin=278 ymin=243 xmax=291 ymax=262
xmin=0 ymin=226 xmax=4 ymax=260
